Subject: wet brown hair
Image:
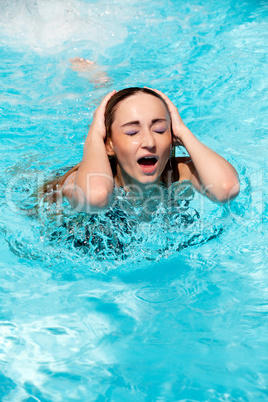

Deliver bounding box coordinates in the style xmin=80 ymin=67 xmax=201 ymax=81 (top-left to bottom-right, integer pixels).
xmin=41 ymin=87 xmax=171 ymax=201
xmin=105 ymin=87 xmax=171 ymax=140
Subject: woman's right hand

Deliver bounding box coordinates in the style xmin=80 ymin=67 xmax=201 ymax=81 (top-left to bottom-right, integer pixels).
xmin=87 ymin=90 xmax=116 ymax=141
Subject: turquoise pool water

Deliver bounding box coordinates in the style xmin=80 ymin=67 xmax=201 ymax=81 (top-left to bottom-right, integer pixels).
xmin=0 ymin=0 xmax=267 ymax=400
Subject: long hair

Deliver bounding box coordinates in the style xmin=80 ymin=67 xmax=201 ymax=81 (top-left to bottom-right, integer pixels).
xmin=41 ymin=87 xmax=171 ymax=201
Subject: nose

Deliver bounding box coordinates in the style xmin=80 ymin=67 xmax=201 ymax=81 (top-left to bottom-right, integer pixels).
xmin=141 ymin=129 xmax=156 ymax=150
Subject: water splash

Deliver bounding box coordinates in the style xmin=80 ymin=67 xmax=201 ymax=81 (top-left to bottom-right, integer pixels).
xmin=0 ymin=0 xmax=127 ymax=54
xmin=2 ymin=177 xmax=228 ymax=273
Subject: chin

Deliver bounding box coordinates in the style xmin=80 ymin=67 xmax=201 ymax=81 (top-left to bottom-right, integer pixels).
xmin=121 ymin=168 xmax=160 ymax=187
xmin=137 ymin=175 xmax=159 ymax=185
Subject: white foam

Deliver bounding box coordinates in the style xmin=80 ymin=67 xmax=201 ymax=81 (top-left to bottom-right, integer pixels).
xmin=0 ymin=0 xmax=128 ymax=54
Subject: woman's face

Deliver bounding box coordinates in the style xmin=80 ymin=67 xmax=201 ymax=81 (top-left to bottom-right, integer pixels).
xmin=107 ymin=93 xmax=172 ymax=187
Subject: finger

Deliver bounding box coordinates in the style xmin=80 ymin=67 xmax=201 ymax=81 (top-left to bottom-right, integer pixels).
xmin=144 ymin=86 xmax=176 ymax=110
xmin=144 ymin=86 xmax=165 ymax=97
xmin=103 ymin=90 xmax=117 ymax=103
xmin=97 ymin=90 xmax=116 ymax=108
xmin=93 ymin=90 xmax=116 ymax=118
xmin=144 ymin=86 xmax=165 ymax=98
xmin=152 ymin=89 xmax=175 ymax=107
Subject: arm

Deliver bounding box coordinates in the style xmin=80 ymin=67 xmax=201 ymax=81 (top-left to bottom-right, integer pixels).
xmin=63 ymin=90 xmax=116 ymax=212
xmin=154 ymin=89 xmax=240 ymax=203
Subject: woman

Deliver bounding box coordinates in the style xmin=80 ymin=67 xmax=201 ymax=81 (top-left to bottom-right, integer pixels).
xmin=44 ymin=87 xmax=240 ymax=211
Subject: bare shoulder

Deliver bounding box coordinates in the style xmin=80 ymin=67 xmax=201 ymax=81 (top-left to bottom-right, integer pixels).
xmin=62 ymin=171 xmax=77 ymax=198
xmin=173 ymin=156 xmax=194 ymax=182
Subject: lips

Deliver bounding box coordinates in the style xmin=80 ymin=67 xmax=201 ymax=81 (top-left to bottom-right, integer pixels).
xmin=137 ymin=156 xmax=158 ymax=174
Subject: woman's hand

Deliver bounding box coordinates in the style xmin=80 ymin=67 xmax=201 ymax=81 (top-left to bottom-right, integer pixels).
xmin=146 ymin=88 xmax=186 ymax=146
xmin=87 ymin=90 xmax=116 ymax=141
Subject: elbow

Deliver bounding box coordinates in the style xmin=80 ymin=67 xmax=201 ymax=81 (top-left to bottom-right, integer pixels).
xmin=215 ymin=178 xmax=240 ymax=203
xmin=85 ymin=187 xmax=112 ymax=210
xmin=67 ymin=185 xmax=113 ymax=212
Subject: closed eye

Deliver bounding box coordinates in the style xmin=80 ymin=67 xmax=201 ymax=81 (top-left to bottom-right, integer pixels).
xmin=153 ymin=125 xmax=167 ymax=134
xmin=125 ymin=130 xmax=139 ymax=136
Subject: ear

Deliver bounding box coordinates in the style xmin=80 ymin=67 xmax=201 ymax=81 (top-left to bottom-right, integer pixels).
xmin=105 ymin=138 xmax=115 ymax=156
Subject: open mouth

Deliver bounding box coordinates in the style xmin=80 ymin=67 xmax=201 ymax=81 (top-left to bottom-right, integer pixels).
xmin=137 ymin=156 xmax=158 ymax=174
xmin=137 ymin=156 xmax=158 ymax=167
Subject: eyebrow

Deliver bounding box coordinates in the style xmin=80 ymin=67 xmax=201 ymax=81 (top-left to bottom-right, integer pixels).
xmin=121 ymin=118 xmax=167 ymax=127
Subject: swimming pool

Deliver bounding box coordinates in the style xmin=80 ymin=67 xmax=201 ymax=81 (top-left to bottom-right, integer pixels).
xmin=0 ymin=0 xmax=267 ymax=400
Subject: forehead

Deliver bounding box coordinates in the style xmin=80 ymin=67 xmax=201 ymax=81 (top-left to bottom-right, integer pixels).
xmin=113 ymin=93 xmax=169 ymax=124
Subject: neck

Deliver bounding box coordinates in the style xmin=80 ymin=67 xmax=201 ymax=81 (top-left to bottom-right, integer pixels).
xmin=114 ymin=164 xmax=164 ymax=196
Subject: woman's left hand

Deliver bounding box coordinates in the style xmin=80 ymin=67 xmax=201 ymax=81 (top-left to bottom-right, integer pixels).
xmin=147 ymin=88 xmax=186 ymax=146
